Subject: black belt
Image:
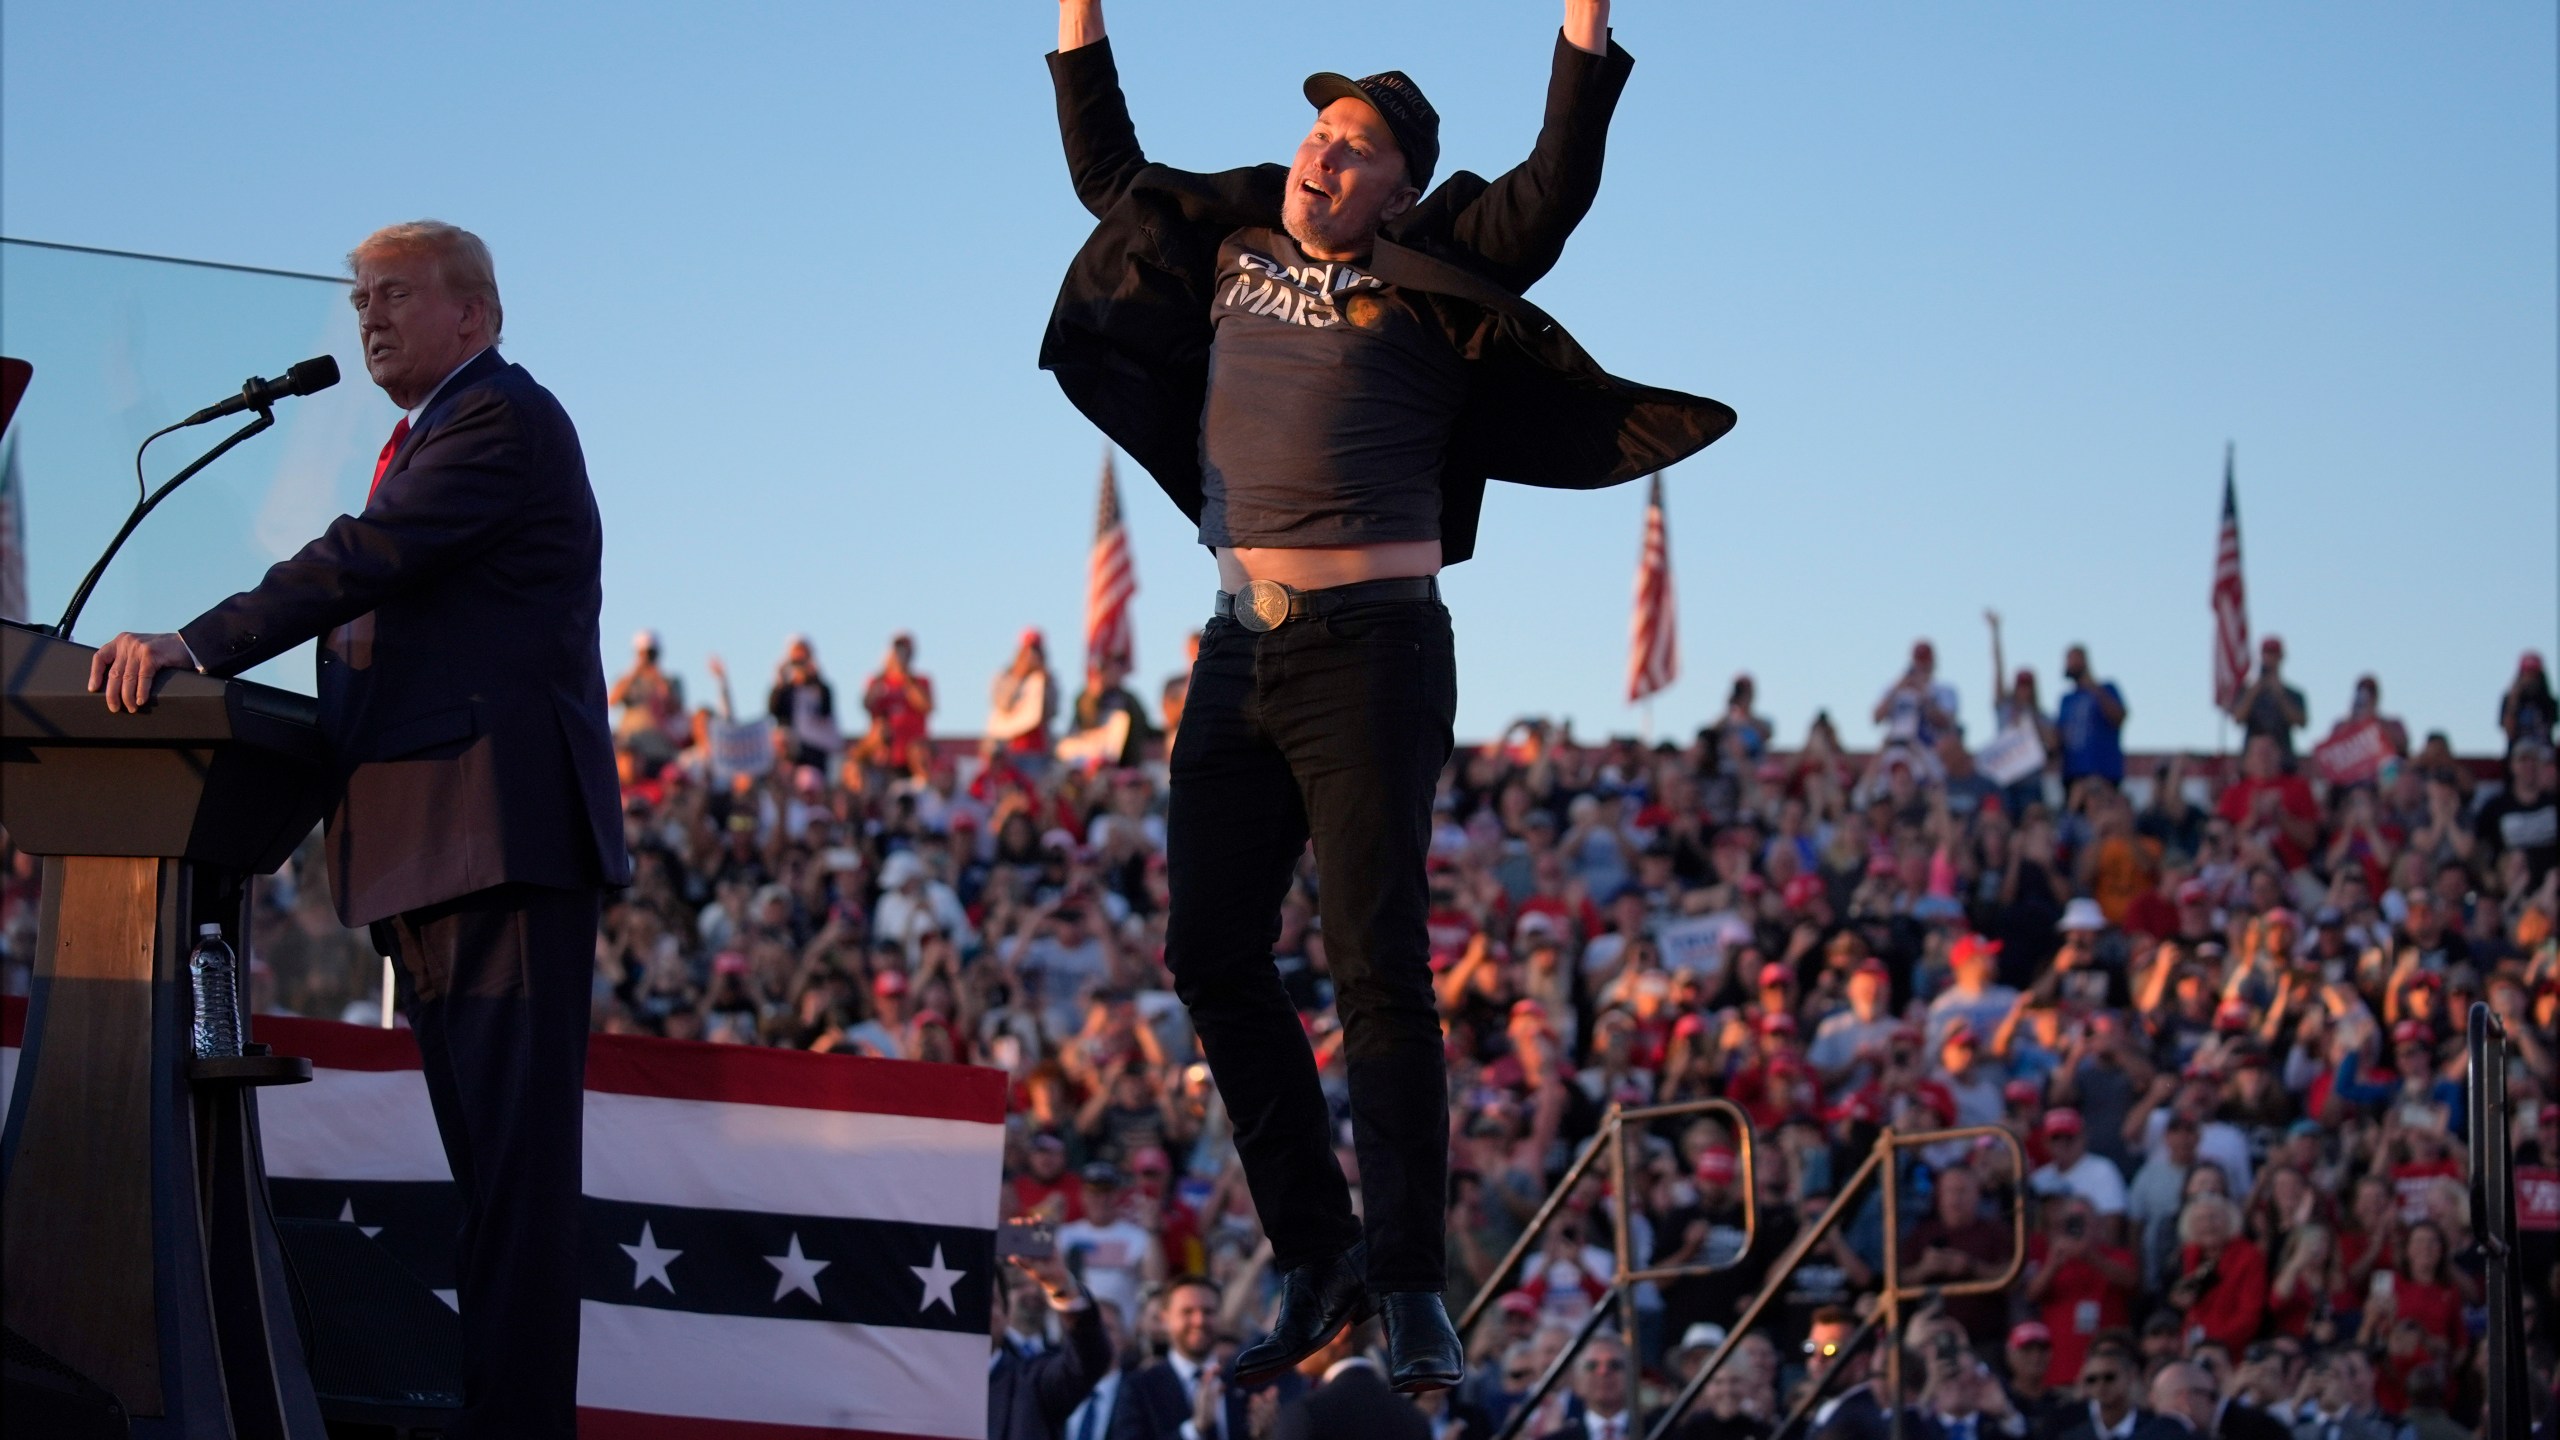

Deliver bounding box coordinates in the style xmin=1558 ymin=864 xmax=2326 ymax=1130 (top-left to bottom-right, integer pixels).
xmin=1212 ymin=575 xmax=1440 ymax=632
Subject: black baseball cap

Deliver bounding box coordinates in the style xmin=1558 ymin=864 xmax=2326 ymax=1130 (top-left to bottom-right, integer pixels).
xmin=1302 ymin=69 xmax=1440 ymax=191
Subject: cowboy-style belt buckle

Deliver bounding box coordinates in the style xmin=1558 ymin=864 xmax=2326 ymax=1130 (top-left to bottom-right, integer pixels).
xmin=1237 ymin=578 xmax=1294 ymax=633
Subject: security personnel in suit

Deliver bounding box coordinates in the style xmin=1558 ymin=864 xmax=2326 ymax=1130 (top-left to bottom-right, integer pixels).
xmin=90 ymin=220 xmax=629 ymax=1439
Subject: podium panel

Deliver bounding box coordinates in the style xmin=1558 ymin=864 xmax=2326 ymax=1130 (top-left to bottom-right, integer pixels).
xmin=1 ymin=619 xmax=333 ymax=1438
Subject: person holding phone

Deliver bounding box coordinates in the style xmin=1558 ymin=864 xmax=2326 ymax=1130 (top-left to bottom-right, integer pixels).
xmin=991 ymin=1219 xmax=1113 ymax=1440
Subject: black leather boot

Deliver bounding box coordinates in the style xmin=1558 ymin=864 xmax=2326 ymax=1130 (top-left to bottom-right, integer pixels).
xmin=1230 ymin=1242 xmax=1371 ymax=1387
xmin=1377 ymin=1290 xmax=1463 ymax=1393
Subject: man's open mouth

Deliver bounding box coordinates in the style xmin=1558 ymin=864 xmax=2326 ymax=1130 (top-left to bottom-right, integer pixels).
xmin=1299 ymin=179 xmax=1331 ymax=201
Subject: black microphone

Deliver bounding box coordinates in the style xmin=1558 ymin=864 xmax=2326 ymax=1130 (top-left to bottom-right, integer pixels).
xmin=179 ymin=355 xmax=340 ymax=427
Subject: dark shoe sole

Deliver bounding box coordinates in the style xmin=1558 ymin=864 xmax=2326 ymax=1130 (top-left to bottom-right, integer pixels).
xmin=1390 ymin=1368 xmax=1461 ymax=1395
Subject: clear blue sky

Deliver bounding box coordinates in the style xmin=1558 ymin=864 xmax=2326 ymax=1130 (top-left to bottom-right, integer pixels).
xmin=4 ymin=2 xmax=2552 ymax=753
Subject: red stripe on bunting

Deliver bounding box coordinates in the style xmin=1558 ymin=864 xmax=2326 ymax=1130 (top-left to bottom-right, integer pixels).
xmin=2 ymin=994 xmax=1001 ymax=1123
xmin=583 ymin=1031 xmax=1005 ymax=1123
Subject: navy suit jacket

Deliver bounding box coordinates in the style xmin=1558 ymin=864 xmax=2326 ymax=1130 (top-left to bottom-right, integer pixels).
xmin=990 ymin=1301 xmax=1114 ymax=1440
xmin=181 ymin=348 xmax=630 ymax=924
xmin=1109 ymin=1358 xmax=1306 ymax=1440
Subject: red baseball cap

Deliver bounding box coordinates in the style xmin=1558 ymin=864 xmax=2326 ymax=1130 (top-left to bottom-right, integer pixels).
xmin=2004 ymin=1078 xmax=2042 ymax=1107
xmin=2392 ymin=1020 xmax=2431 ymax=1047
xmin=1852 ymin=957 xmax=1891 ymax=982
xmin=1673 ymin=1013 xmax=1710 ymax=1039
xmin=2008 ymin=1322 xmax=2054 ymax=1349
xmin=2213 ymin=1000 xmax=2252 ymax=1033
xmin=2042 ymin=1108 xmax=2085 ymax=1137
xmin=1497 ymin=1290 xmax=1539 ymax=1318
xmin=1759 ymin=961 xmax=1796 ymax=989
xmin=1783 ymin=874 xmax=1825 ymax=911
xmin=1758 ymin=1012 xmax=1799 ymax=1037
xmin=1510 ymin=999 xmax=1550 ymax=1026
xmin=1695 ymin=1147 xmax=1740 ymax=1184
xmin=872 ymin=968 xmax=909 ymax=996
xmin=1949 ymin=934 xmax=2003 ymax=968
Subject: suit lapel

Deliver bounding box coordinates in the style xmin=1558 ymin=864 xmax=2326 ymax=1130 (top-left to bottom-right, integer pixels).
xmin=379 ymin=347 xmax=507 ymax=486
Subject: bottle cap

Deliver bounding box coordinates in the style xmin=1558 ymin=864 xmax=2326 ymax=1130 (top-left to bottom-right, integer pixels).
xmin=199 ymin=923 xmax=223 ymax=938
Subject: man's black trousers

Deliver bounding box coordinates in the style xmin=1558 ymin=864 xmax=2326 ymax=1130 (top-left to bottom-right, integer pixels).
xmin=1165 ymin=596 xmax=1455 ymax=1293
xmin=375 ymin=882 xmax=598 ymax=1440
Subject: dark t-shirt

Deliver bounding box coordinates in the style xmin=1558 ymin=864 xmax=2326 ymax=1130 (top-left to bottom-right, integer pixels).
xmin=2474 ymin=784 xmax=2558 ymax=885
xmin=1198 ymin=228 xmax=1466 ymax=548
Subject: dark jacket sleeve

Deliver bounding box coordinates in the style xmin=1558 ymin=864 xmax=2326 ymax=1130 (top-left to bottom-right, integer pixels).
xmin=179 ymin=386 xmax=534 ymax=677
xmin=1031 ymin=1298 xmax=1113 ymax=1428
xmin=1437 ymin=31 xmax=1636 ymax=294
xmin=1049 ymin=38 xmax=1151 ymax=219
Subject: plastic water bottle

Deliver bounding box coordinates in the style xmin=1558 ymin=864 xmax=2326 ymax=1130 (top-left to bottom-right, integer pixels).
xmin=190 ymin=923 xmax=242 ymax=1059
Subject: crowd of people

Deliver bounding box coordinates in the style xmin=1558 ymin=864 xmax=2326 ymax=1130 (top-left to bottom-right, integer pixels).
xmin=5 ymin=626 xmax=2553 ymax=1440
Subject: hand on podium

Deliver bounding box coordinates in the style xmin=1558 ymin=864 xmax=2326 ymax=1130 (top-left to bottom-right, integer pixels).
xmin=87 ymin=630 xmax=195 ymax=713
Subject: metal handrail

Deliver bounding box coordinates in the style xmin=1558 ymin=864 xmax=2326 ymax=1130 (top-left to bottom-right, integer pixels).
xmin=1455 ymin=1097 xmax=1759 ymax=1338
xmin=1462 ymin=1097 xmax=1760 ymax=1440
xmin=1642 ymin=1122 xmax=2030 ymax=1440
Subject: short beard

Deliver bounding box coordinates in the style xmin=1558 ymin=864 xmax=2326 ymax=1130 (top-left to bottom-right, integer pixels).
xmin=1281 ymin=200 xmax=1377 ymax=260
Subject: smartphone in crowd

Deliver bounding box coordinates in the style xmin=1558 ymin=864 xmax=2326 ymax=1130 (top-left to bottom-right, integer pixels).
xmin=998 ymin=1216 xmax=1056 ymax=1262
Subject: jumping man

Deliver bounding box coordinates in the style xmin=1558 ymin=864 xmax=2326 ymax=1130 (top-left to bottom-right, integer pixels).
xmin=1041 ymin=0 xmax=1734 ymax=1392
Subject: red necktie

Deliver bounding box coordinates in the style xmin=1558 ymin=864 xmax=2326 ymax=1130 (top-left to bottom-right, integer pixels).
xmin=368 ymin=415 xmax=412 ymax=502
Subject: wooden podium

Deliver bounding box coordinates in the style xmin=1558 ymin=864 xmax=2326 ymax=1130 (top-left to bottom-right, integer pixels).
xmin=1 ymin=618 xmax=334 ymax=1438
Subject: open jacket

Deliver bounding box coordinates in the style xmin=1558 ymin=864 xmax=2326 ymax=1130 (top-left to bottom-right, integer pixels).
xmin=1040 ymin=33 xmax=1736 ymax=565
xmin=181 ymin=348 xmax=632 ymax=925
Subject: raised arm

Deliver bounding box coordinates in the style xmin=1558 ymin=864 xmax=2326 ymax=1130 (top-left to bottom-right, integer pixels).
xmin=1048 ymin=0 xmax=1150 ymax=218
xmin=1437 ymin=1 xmax=1631 ymax=294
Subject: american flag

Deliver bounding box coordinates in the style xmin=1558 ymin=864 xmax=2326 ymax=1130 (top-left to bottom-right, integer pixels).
xmin=2211 ymin=445 xmax=2249 ymax=710
xmin=1085 ymin=449 xmax=1136 ymax=675
xmin=1627 ymin=472 xmax=1677 ymax=703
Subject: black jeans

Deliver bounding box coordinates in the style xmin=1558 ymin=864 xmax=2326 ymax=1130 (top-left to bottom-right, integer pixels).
xmin=376 ymin=882 xmax=599 ymax=1440
xmin=1165 ymin=595 xmax=1456 ymax=1292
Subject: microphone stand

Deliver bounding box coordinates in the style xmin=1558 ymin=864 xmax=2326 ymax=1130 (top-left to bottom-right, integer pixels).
xmin=50 ymin=408 xmax=276 ymax=642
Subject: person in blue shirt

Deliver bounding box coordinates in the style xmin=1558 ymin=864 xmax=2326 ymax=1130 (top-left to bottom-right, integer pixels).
xmin=2055 ymin=646 xmax=2128 ymax=787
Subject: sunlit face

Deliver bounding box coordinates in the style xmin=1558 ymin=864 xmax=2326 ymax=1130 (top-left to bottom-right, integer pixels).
xmin=1282 ymin=97 xmax=1417 ymax=260
xmin=350 ymin=249 xmax=487 ymax=409
xmin=1162 ymin=1282 xmax=1219 ymax=1361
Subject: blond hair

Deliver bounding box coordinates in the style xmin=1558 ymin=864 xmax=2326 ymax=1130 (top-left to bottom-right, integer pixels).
xmin=348 ymin=220 xmax=503 ymax=343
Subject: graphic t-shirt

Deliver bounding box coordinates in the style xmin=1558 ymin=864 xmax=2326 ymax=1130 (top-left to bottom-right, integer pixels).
xmin=1198 ymin=228 xmax=1466 ymax=547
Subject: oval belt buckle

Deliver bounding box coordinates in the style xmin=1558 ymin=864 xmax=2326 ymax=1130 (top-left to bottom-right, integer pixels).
xmin=1238 ymin=578 xmax=1293 ymax=633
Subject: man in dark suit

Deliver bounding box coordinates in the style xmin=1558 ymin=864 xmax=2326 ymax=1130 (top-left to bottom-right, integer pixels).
xmin=2049 ymin=1342 xmax=2182 ymax=1440
xmin=1803 ymin=1307 xmax=1892 ymax=1440
xmin=992 ymin=1249 xmax=1114 ymax=1440
xmin=1112 ymin=1275 xmax=1227 ymax=1440
xmin=89 ymin=219 xmax=629 ymax=1439
xmin=1535 ymin=1332 xmax=1649 ymax=1440
xmin=1045 ymin=0 xmax=1732 ymax=1394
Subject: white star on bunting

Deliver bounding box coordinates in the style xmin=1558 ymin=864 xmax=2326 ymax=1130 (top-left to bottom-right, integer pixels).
xmin=337 ymin=1199 xmax=383 ymax=1238
xmin=620 ymin=1222 xmax=681 ymax=1294
xmin=911 ymin=1244 xmax=964 ymax=1315
xmin=765 ymin=1232 xmax=831 ymax=1305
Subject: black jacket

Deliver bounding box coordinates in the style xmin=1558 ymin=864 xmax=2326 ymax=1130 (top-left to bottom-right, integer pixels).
xmin=990 ymin=1302 xmax=1115 ymax=1440
xmin=181 ymin=349 xmax=631 ymax=924
xmin=1041 ymin=34 xmax=1736 ymax=566
xmin=1274 ymin=1361 xmax=1430 ymax=1440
